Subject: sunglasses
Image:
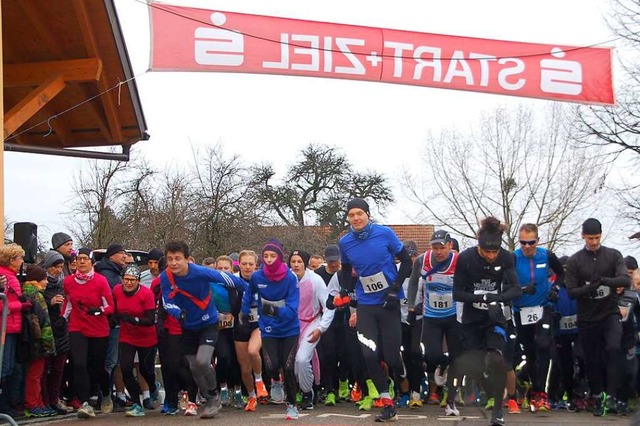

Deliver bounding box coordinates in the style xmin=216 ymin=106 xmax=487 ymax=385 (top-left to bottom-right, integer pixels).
xmin=519 ymin=239 xmax=538 ymax=246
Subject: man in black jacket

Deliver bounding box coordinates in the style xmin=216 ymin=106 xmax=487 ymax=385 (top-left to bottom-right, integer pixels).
xmin=565 ymin=218 xmax=630 ymax=417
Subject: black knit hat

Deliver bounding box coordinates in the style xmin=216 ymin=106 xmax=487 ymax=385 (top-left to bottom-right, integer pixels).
xmin=78 ymin=247 xmax=92 ymax=258
xmin=147 ymin=248 xmax=163 ymax=261
xmin=289 ymin=249 xmax=310 ymax=269
xmin=624 ymin=255 xmax=638 ymax=270
xmin=105 ymin=243 xmax=125 ymax=259
xmin=582 ymin=218 xmax=602 ymax=235
xmin=347 ymin=198 xmax=369 ymax=215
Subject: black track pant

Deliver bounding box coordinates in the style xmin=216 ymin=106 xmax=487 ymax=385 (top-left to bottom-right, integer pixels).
xmin=514 ymin=306 xmax=554 ymax=393
xmin=421 ymin=315 xmax=464 ymax=392
xmin=216 ymin=328 xmax=241 ymax=388
xmin=119 ymin=343 xmax=157 ymax=404
xmin=579 ymin=315 xmax=623 ymax=397
xmin=318 ymin=313 xmax=349 ymax=393
xmin=345 ymin=324 xmax=367 ymax=392
xmin=158 ymin=333 xmax=196 ymax=409
xmin=262 ymin=336 xmax=298 ymax=405
xmin=356 ymin=304 xmax=403 ymax=394
xmin=401 ymin=321 xmax=423 ymax=393
xmin=68 ymin=332 xmax=109 ymax=402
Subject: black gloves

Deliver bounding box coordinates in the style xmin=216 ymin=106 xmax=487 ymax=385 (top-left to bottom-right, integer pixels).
xmin=487 ymin=302 xmax=506 ymax=324
xmin=262 ymin=303 xmax=279 ymax=318
xmin=87 ymin=307 xmax=103 ymax=316
xmin=120 ymin=314 xmax=139 ymax=325
xmin=547 ymin=285 xmax=559 ymax=302
xmin=522 ymin=283 xmax=537 ymax=295
xmin=407 ymin=310 xmax=417 ymax=325
xmin=383 ymin=290 xmax=400 ymax=310
xmin=157 ymin=325 xmax=168 ymax=338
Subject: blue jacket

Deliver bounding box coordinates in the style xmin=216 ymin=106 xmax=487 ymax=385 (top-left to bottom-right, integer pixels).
xmin=513 ymin=247 xmax=552 ymax=310
xmin=160 ymin=264 xmax=245 ymax=331
xmin=241 ymin=268 xmax=300 ymax=338
xmin=553 ymin=286 xmax=578 ymax=335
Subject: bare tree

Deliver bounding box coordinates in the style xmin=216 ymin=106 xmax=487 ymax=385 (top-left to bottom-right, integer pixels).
xmin=402 ymin=104 xmax=606 ymax=251
xmin=252 ymin=143 xmax=393 ymax=239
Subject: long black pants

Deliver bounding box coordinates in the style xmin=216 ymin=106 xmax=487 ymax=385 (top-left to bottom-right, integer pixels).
xmin=119 ymin=343 xmax=157 ymax=404
xmin=68 ymin=332 xmax=109 ymax=402
xmin=262 ymin=336 xmax=298 ymax=405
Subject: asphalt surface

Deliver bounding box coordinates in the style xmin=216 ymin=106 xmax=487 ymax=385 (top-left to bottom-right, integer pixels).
xmin=3 ymin=401 xmax=634 ymax=426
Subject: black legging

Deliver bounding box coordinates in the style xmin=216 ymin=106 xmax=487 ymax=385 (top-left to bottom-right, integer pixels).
xmin=579 ymin=315 xmax=623 ymax=397
xmin=402 ymin=320 xmax=423 ymax=393
xmin=514 ymin=306 xmax=554 ymax=393
xmin=158 ymin=333 xmax=197 ymax=408
xmin=261 ymin=336 xmax=298 ymax=405
xmin=119 ymin=343 xmax=157 ymax=405
xmin=318 ymin=312 xmax=350 ymax=393
xmin=356 ymin=304 xmax=403 ymax=394
xmin=68 ymin=332 xmax=109 ymax=402
xmin=421 ymin=315 xmax=464 ymax=392
xmin=345 ymin=325 xmax=367 ymax=393
xmin=215 ymin=328 xmax=241 ymax=389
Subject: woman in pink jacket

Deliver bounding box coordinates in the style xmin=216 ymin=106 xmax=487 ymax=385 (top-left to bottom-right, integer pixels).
xmin=0 ymin=243 xmax=31 ymax=414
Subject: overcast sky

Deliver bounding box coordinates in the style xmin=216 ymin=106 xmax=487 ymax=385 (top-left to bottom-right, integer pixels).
xmin=6 ymin=0 xmax=639 ymax=258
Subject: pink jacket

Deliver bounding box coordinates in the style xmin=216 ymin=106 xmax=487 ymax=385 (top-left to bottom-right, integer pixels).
xmin=0 ymin=265 xmax=23 ymax=334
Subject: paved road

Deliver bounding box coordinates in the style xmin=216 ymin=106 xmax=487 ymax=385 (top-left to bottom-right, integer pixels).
xmin=4 ymin=402 xmax=634 ymax=426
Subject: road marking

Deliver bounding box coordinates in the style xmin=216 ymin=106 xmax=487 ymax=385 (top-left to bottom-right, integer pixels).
xmin=317 ymin=413 xmax=371 ymax=418
xmin=260 ymin=413 xmax=310 ymax=419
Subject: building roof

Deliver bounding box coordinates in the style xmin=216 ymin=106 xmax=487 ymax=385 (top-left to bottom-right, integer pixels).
xmin=3 ymin=0 xmax=148 ymax=160
xmin=387 ymin=224 xmax=435 ymax=254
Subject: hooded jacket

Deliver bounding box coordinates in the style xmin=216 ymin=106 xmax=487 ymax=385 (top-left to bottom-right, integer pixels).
xmin=44 ymin=274 xmax=70 ymax=353
xmin=94 ymin=258 xmax=123 ymax=289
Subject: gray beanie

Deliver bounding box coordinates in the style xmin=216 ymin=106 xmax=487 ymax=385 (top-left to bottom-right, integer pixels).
xmin=43 ymin=250 xmax=65 ymax=269
xmin=51 ymin=232 xmax=72 ymax=250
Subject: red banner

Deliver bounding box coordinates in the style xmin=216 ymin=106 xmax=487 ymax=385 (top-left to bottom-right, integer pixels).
xmin=150 ymin=4 xmax=615 ymax=105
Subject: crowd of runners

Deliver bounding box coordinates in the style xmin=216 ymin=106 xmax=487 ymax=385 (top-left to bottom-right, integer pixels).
xmin=0 ymin=197 xmax=638 ymax=426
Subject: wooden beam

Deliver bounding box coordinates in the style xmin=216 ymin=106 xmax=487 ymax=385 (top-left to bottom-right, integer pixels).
xmin=4 ymin=74 xmax=66 ymax=139
xmin=4 ymin=58 xmax=102 ymax=87
xmin=73 ymin=0 xmax=123 ymax=142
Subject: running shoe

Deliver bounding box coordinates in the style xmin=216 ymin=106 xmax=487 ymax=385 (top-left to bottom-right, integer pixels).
xmin=408 ymin=391 xmax=423 ymax=409
xmin=374 ymin=404 xmax=397 ymax=422
xmin=101 ymin=393 xmax=113 ymax=414
xmin=143 ymin=398 xmax=153 ymax=410
xmin=233 ymin=390 xmax=244 ymax=409
xmin=397 ymin=393 xmax=409 ymax=408
xmin=270 ymin=381 xmax=285 ymax=404
xmin=617 ymin=400 xmax=629 ymax=416
xmin=444 ymin=401 xmax=460 ymax=416
xmin=325 ymin=392 xmax=336 ymax=406
xmin=125 ymin=403 xmax=145 ymax=417
xmin=300 ymin=391 xmax=314 ymax=410
xmin=592 ymin=392 xmax=605 ymax=417
xmin=358 ymin=396 xmax=374 ymax=411
xmin=565 ymin=399 xmax=576 ymax=413
xmin=485 ymin=397 xmax=495 ymax=410
xmin=220 ymin=388 xmax=230 ymax=406
xmin=507 ymin=398 xmax=521 ymax=414
xmin=77 ymin=402 xmax=96 ymax=419
xmin=490 ymin=409 xmax=505 ymax=426
xmin=366 ymin=379 xmax=380 ymax=400
xmin=201 ymin=393 xmax=222 ymax=418
xmin=338 ymin=380 xmax=350 ymax=400
xmin=245 ymin=396 xmax=257 ymax=412
xmin=285 ymin=404 xmax=299 ymax=420
xmin=164 ymin=405 xmax=179 ymax=415
xmin=373 ymin=398 xmax=384 ymax=408
xmin=179 ymin=391 xmax=189 ymax=410
xmin=350 ymin=382 xmax=362 ymax=402
xmin=388 ymin=378 xmax=395 ymax=400
xmin=434 ymin=366 xmax=448 ymax=387
xmin=184 ymin=401 xmax=198 ymax=416
xmin=256 ymin=380 xmax=269 ymax=403
xmin=604 ymin=394 xmax=617 ymax=415
xmin=537 ymin=392 xmax=550 ymax=412
xmin=428 ymin=392 xmax=440 ymax=405
xmin=24 ymin=407 xmax=50 ymax=418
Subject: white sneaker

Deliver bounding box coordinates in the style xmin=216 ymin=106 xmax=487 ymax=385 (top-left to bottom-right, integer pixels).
xmin=285 ymin=404 xmax=299 ymax=420
xmin=77 ymin=402 xmax=96 ymax=419
xmin=435 ymin=366 xmax=448 ymax=387
xmin=445 ymin=401 xmax=460 ymax=416
xmin=270 ymin=381 xmax=285 ymax=404
xmin=184 ymin=401 xmax=198 ymax=416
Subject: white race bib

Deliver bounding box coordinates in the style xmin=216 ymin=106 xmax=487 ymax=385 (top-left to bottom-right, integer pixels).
xmin=248 ymin=307 xmax=259 ymax=323
xmin=592 ymin=285 xmax=610 ymax=299
xmin=472 ymin=290 xmax=497 ymax=310
xmin=218 ymin=312 xmax=235 ymax=329
xmin=429 ymin=292 xmax=453 ymax=310
xmin=361 ymin=272 xmax=390 ymax=294
xmin=520 ymin=305 xmax=543 ymax=325
xmin=559 ymin=314 xmax=577 ymax=331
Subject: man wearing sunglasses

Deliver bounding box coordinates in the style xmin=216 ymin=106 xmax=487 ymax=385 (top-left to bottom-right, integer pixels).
xmin=565 ymin=218 xmax=630 ymax=417
xmin=512 ymin=224 xmax=565 ymax=413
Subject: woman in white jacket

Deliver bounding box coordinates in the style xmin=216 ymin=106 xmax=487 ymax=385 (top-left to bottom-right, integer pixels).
xmin=288 ymin=250 xmax=334 ymax=411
